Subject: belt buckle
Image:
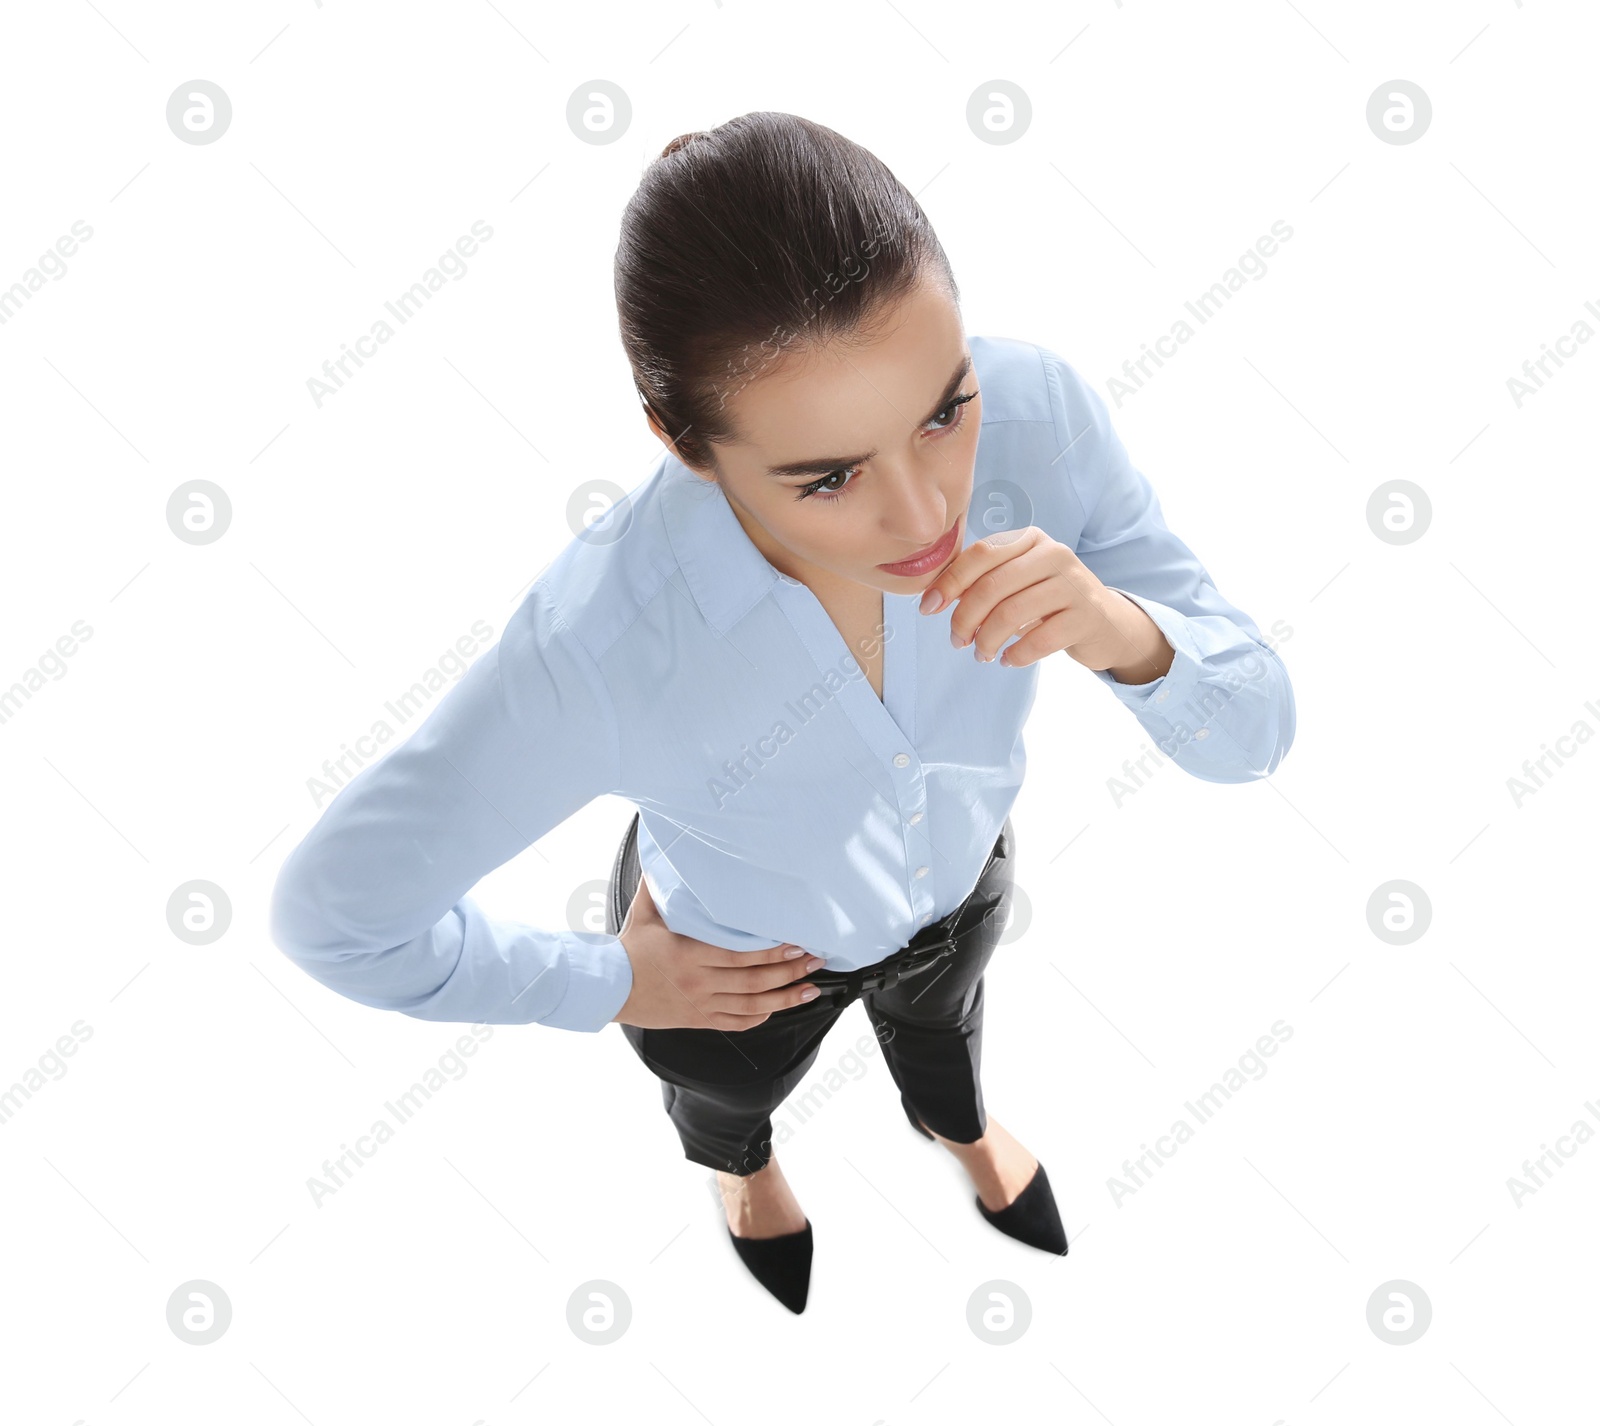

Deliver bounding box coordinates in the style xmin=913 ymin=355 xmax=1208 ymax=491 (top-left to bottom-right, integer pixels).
xmin=845 ymin=931 xmax=962 ymax=1000
xmin=902 ymin=931 xmax=960 ymax=974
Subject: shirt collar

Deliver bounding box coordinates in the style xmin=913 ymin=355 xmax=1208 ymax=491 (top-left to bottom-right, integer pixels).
xmin=659 ymin=449 xmax=784 ymax=636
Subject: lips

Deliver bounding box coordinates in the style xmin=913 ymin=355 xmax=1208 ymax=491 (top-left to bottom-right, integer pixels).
xmin=877 ymin=516 xmax=960 ymax=576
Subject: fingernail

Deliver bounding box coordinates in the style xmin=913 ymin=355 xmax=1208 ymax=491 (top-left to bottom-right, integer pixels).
xmin=783 ymin=945 xmax=805 ymax=958
xmin=801 ymin=986 xmax=820 ymax=1000
xmin=920 ymin=589 xmax=944 ymax=614
xmin=805 ymin=957 xmax=825 ymax=970
xmin=950 ymin=627 xmax=963 ymax=648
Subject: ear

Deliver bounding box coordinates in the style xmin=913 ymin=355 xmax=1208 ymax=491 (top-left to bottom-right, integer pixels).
xmin=642 ymin=400 xmax=717 ymax=483
xmin=641 ymin=399 xmax=672 ymax=448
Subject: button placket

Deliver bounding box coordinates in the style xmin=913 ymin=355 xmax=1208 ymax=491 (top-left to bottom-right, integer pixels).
xmin=884 ymin=592 xmax=933 ymax=920
xmin=772 ymin=580 xmax=934 ymax=926
xmin=894 ymin=747 xmax=932 ymax=920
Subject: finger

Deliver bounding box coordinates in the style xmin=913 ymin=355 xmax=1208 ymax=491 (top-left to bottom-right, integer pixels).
xmin=949 ymin=545 xmax=1054 ymax=649
xmin=1002 ymin=599 xmax=1113 ymax=669
xmin=971 ymin=585 xmax=1072 ymax=662
xmin=698 ymin=939 xmax=804 ymax=967
xmin=921 ymin=526 xmax=1040 ymax=619
xmin=713 ymin=953 xmax=826 ymax=994
xmin=714 ymin=980 xmax=821 ymax=1017
xmin=998 ymin=608 xmax=1075 ymax=668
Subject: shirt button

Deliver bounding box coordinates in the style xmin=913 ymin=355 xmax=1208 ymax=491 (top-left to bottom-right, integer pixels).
xmin=915 ymin=865 xmax=929 ymax=878
xmin=1194 ymin=728 xmax=1210 ymax=739
xmin=893 ymin=753 xmax=910 ymax=767
xmin=920 ymin=912 xmax=932 ymax=924
xmin=1156 ymin=690 xmax=1169 ymax=702
xmin=909 ymin=811 xmax=923 ymax=824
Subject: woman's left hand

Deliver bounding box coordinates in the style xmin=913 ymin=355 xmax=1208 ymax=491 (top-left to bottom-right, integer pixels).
xmin=918 ymin=525 xmax=1175 ymax=682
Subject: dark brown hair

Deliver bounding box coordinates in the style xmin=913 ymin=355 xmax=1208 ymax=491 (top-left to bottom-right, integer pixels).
xmin=614 ymin=112 xmax=959 ymax=472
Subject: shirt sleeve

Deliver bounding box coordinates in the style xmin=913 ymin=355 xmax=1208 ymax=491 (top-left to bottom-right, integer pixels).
xmin=267 ymin=581 xmax=633 ymax=1033
xmin=1039 ymin=345 xmax=1297 ymax=783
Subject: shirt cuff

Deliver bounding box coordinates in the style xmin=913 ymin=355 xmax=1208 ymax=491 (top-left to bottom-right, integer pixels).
xmin=1091 ymin=588 xmax=1206 ymax=715
xmin=542 ymin=931 xmax=634 ymax=1033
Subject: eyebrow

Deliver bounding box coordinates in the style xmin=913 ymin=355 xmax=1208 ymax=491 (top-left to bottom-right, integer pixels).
xmin=764 ymin=353 xmax=975 ymax=479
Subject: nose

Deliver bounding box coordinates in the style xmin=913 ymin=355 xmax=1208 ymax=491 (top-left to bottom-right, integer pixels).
xmin=878 ymin=465 xmax=949 ymax=548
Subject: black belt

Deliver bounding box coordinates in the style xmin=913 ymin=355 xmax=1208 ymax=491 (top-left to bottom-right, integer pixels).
xmin=803 ymin=843 xmax=1006 ymax=1004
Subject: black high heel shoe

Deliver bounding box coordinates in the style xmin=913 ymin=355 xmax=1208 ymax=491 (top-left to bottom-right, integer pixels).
xmin=976 ymin=1162 xmax=1069 ymax=1256
xmin=902 ymin=1094 xmax=1068 ymax=1256
xmin=726 ymin=1219 xmax=813 ymax=1313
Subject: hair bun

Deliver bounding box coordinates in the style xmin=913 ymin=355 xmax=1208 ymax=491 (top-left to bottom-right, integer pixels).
xmin=659 ymin=131 xmax=709 ymax=159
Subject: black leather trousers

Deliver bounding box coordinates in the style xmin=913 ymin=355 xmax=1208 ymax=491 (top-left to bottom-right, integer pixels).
xmin=607 ymin=811 xmax=1015 ymax=1176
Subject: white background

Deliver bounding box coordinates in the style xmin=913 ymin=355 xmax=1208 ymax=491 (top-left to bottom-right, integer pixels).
xmin=2 ymin=1 xmax=1595 ymax=1423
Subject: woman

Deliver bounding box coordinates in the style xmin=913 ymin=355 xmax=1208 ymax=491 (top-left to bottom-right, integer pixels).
xmin=270 ymin=112 xmax=1296 ymax=1315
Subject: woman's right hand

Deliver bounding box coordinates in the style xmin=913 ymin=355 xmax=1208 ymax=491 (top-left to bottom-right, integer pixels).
xmin=610 ymin=870 xmax=826 ymax=1030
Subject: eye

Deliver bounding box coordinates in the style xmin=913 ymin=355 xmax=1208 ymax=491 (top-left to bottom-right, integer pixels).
xmin=793 ymin=388 xmax=978 ymax=504
xmin=924 ymin=389 xmax=978 ymax=434
xmin=795 ymin=463 xmax=862 ymax=503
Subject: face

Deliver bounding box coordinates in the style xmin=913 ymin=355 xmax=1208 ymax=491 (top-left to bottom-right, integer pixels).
xmin=645 ymin=275 xmax=980 ymax=599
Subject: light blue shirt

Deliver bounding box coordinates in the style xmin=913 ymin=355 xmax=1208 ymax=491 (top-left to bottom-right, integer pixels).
xmin=269 ymin=336 xmax=1296 ymax=1034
